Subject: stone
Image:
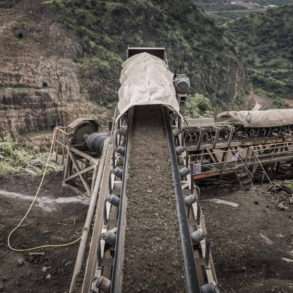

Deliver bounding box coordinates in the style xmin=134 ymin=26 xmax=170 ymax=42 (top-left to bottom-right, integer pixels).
xmin=278 ymin=202 xmax=289 ymax=211
xmin=0 ymin=57 xmax=96 ymax=136
xmin=42 ymin=266 xmax=49 ymax=273
xmin=45 ymin=274 xmax=52 ymax=280
xmin=17 ymin=257 xmax=25 ymax=266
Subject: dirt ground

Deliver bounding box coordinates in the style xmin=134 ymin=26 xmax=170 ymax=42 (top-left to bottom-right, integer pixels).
xmin=1 ymin=154 xmax=293 ymax=292
xmin=122 ymin=106 xmax=185 ymax=292
xmin=0 ymin=172 xmax=88 ymax=293
xmin=201 ymin=179 xmax=293 ymax=293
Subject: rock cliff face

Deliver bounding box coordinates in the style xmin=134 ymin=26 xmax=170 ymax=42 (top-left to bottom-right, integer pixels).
xmin=0 ymin=57 xmax=92 ymax=136
xmin=0 ymin=2 xmax=109 ymax=138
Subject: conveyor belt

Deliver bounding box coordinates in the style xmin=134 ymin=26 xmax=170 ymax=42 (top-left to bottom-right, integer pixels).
xmin=112 ymin=106 xmax=200 ymax=293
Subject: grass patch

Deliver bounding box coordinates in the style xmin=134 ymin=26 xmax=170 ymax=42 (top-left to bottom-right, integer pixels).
xmin=0 ymin=136 xmax=60 ymax=176
xmin=185 ymin=94 xmax=213 ymax=118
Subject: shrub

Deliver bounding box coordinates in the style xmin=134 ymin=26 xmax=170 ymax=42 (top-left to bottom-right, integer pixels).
xmin=185 ymin=94 xmax=213 ymax=118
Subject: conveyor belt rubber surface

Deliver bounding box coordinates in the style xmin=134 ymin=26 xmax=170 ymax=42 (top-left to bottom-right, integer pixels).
xmin=121 ymin=106 xmax=186 ymax=293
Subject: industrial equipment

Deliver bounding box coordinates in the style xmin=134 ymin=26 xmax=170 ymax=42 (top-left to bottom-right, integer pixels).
xmin=64 ymin=48 xmax=218 ymax=293
xmin=53 ymin=48 xmax=293 ymax=293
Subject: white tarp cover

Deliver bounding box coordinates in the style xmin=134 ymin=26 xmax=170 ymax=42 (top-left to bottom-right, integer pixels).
xmin=217 ymin=109 xmax=293 ymax=128
xmin=117 ymin=53 xmax=179 ymax=121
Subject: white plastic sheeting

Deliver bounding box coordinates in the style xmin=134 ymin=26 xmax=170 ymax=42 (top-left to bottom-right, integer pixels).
xmin=116 ymin=53 xmax=180 ymax=121
xmin=217 ymin=109 xmax=293 ymax=128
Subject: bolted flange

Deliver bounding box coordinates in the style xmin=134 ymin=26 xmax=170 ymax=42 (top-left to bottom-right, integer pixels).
xmin=107 ymin=194 xmax=120 ymax=207
xmin=113 ymin=167 xmax=123 ymax=179
xmin=102 ymin=228 xmax=117 ymax=247
xmin=179 ymin=167 xmax=190 ymax=178
xmin=116 ymin=146 xmax=126 ymax=156
xmin=191 ymin=228 xmax=206 ymax=244
xmin=96 ymin=276 xmax=111 ymax=293
xmin=184 ymin=193 xmax=197 ymax=207
xmin=200 ymin=283 xmax=220 ymax=293
xmin=176 ymin=146 xmax=185 ymax=155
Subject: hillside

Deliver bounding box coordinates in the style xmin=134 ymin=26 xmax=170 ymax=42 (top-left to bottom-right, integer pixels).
xmin=45 ymin=0 xmax=247 ymax=108
xmin=227 ymin=5 xmax=293 ymax=103
xmin=0 ymin=0 xmax=248 ymax=137
xmin=0 ymin=0 xmax=111 ymax=138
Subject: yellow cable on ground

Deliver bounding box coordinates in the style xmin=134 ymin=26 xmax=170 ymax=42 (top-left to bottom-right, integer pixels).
xmin=7 ymin=128 xmax=81 ymax=252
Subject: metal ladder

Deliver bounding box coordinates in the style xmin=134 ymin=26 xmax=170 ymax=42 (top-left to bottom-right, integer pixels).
xmin=235 ymin=165 xmax=253 ymax=190
xmin=232 ymin=148 xmax=254 ymax=190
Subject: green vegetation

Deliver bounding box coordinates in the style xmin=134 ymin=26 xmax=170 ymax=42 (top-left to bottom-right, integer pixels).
xmin=43 ymin=0 xmax=245 ymax=108
xmin=0 ymin=136 xmax=59 ymax=175
xmin=185 ymin=94 xmax=213 ymax=117
xmin=226 ymin=5 xmax=293 ymax=102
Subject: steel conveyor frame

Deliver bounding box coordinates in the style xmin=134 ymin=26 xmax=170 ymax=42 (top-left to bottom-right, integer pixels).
xmin=112 ymin=109 xmax=133 ymax=293
xmin=163 ymin=109 xmax=201 ymax=293
xmin=111 ymin=107 xmax=201 ymax=293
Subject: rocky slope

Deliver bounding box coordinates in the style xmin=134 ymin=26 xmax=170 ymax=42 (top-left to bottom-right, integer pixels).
xmin=226 ymin=5 xmax=293 ymax=103
xmin=46 ymin=0 xmax=247 ymax=108
xmin=0 ymin=1 xmax=109 ymax=138
xmin=0 ymin=0 xmax=248 ymax=137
